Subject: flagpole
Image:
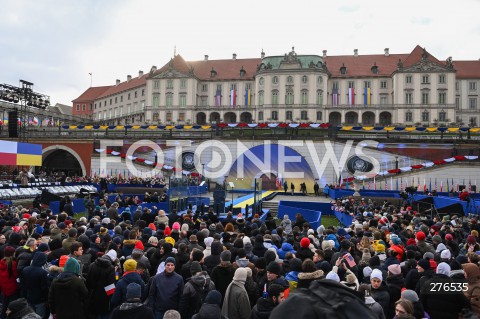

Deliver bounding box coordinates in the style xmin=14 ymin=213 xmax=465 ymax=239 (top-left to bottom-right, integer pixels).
xmin=89 ymin=72 xmax=92 ymax=87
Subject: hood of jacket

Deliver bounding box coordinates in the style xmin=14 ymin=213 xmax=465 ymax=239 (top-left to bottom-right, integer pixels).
xmin=235 ymin=257 xmax=250 ymax=268
xmin=281 ymin=242 xmax=295 ymax=252
xmin=31 ymin=252 xmax=47 ymax=267
xmin=198 ymin=303 xmax=223 ymax=318
xmin=190 ymin=271 xmax=212 ymax=289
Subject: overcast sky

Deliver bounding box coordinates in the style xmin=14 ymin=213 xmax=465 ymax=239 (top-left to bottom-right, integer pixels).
xmin=1 ymin=0 xmax=480 ymax=106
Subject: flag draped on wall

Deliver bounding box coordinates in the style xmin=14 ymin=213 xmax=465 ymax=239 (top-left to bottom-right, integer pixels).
xmin=230 ymin=89 xmax=236 ymax=106
xmin=348 ymin=88 xmax=355 ymax=105
xmin=244 ymin=89 xmax=251 ymax=106
xmin=215 ymin=90 xmax=221 ymax=107
xmin=363 ymin=87 xmax=371 ymax=105
xmin=332 ymin=88 xmax=339 ymax=106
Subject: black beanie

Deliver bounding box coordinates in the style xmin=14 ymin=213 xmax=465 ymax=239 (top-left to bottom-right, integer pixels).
xmin=266 ymin=261 xmax=281 ymax=275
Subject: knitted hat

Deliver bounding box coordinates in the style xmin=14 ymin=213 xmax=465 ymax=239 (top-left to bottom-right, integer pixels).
xmin=401 ymin=289 xmax=419 ymax=302
xmin=467 ymin=235 xmax=477 ymax=244
xmin=135 ymin=240 xmax=144 ymax=251
xmin=436 ymin=262 xmax=451 ymax=276
xmin=205 ymin=290 xmax=222 ymax=306
xmin=423 ymin=252 xmax=434 ymax=260
xmin=105 ymin=250 xmax=117 ymax=262
xmin=266 ymin=262 xmax=281 ymax=275
xmin=126 ymin=282 xmax=141 ymax=300
xmin=165 ymin=256 xmax=176 ymax=266
xmin=406 ymin=238 xmax=416 ymax=246
xmin=371 ymin=268 xmax=383 ymax=281
xmin=7 ymin=298 xmax=28 ymax=314
xmin=441 ymin=249 xmax=452 ymax=260
xmin=220 ymin=250 xmax=231 ymax=262
xmin=290 ymin=258 xmax=303 ymax=272
xmin=64 ymin=257 xmax=80 ymax=275
xmin=445 ymin=234 xmax=454 ymax=241
xmin=165 ymin=236 xmax=175 ymax=247
xmin=300 ymin=237 xmax=311 ymax=248
xmin=204 ymin=237 xmax=214 ymax=247
xmin=326 ymin=271 xmax=340 ymax=282
xmin=391 ymin=236 xmax=402 ymax=245
xmin=432 ymin=235 xmax=442 ymax=244
xmin=4 ymin=246 xmax=15 ymax=258
xmin=374 ymin=243 xmax=385 ymax=253
xmin=59 ymin=255 xmax=69 ymax=267
xmin=123 ymin=259 xmax=137 ymax=272
xmin=388 ymin=264 xmax=401 ymax=275
xmin=172 ymin=222 xmax=181 ymax=231
xmin=417 ymin=259 xmax=430 ymax=270
xmin=190 ymin=261 xmax=202 ymax=275
xmin=255 ymin=257 xmax=266 ymax=270
xmin=363 ymin=266 xmax=373 ymax=278
xmin=164 ymin=226 xmax=171 ymax=236
xmin=58 ymin=222 xmax=66 ymax=230
xmin=416 ymin=231 xmax=426 ymax=241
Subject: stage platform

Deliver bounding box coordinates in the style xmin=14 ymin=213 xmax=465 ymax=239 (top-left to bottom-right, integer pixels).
xmin=225 ymin=190 xmax=275 ymax=209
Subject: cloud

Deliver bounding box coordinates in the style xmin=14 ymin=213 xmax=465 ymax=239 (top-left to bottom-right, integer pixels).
xmin=410 ymin=17 xmax=432 ymax=25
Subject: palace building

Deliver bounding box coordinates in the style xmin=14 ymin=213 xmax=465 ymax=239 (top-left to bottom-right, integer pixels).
xmin=74 ymin=45 xmax=480 ymax=127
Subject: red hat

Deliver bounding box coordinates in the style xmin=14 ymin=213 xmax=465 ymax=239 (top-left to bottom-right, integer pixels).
xmin=416 ymin=231 xmax=426 ymax=241
xmin=23 ymin=213 xmax=31 ymax=219
xmin=148 ymin=223 xmax=156 ymax=231
xmin=445 ymin=234 xmax=454 ymax=241
xmin=4 ymin=246 xmax=15 ymax=258
xmin=300 ymin=237 xmax=311 ymax=248
xmin=135 ymin=240 xmax=145 ymax=251
xmin=164 ymin=226 xmax=171 ymax=236
xmin=64 ymin=220 xmax=72 ymax=226
xmin=406 ymin=238 xmax=417 ymax=246
xmin=467 ymin=235 xmax=476 ymax=245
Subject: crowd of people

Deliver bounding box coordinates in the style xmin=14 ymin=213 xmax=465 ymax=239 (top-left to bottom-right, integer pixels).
xmin=1 ymin=192 xmax=480 ymax=319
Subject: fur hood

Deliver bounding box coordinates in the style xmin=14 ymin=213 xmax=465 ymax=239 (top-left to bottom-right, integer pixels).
xmin=298 ymin=270 xmax=324 ymax=280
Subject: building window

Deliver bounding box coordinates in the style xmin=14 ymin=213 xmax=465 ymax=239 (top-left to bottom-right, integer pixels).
xmin=469 ymin=98 xmax=477 ymax=110
xmin=406 ymin=75 xmax=412 ymax=84
xmin=127 ymin=93 xmax=131 ymax=100
xmin=89 ymin=103 xmax=92 ymax=110
xmin=142 ymin=89 xmax=145 ymax=96
xmin=469 ymin=81 xmax=477 ymax=91
xmin=180 ymin=79 xmax=187 ymax=89
xmin=287 ymin=76 xmax=293 ymax=84
xmin=317 ymin=76 xmax=323 ymax=84
xmin=301 ymin=110 xmax=308 ymax=120
xmin=216 ymin=84 xmax=222 ymax=91
xmin=348 ymin=81 xmax=355 ymax=89
xmin=153 ymin=112 xmax=159 ymax=122
xmin=422 ymin=110 xmax=430 ymax=122
xmin=115 ymin=97 xmax=117 ymax=103
xmin=302 ymin=75 xmax=308 ymax=83
xmin=332 ymin=81 xmax=339 ymax=90
xmin=364 ymin=81 xmax=370 ymax=89
xmin=179 ymin=94 xmax=186 ymax=107
xmin=422 ymin=75 xmax=429 ymax=84
xmin=456 ymin=82 xmax=460 ymax=90
xmin=166 ymin=93 xmax=173 ymax=107
xmin=286 ymin=111 xmax=293 ymax=120
xmin=154 ymin=81 xmax=159 ymax=89
xmin=438 ymin=92 xmax=446 ymax=104
xmin=272 ymin=91 xmax=279 ymax=105
xmin=179 ymin=112 xmax=185 ymax=122
xmin=273 ymin=76 xmax=278 ymax=84
xmin=120 ymin=96 xmax=123 ymax=102
xmin=201 ymin=84 xmax=208 ymax=92
xmin=286 ymin=92 xmax=294 ymax=105
xmin=316 ymin=90 xmax=323 ymax=105
xmin=316 ymin=111 xmax=322 ymax=121
xmin=230 ymin=83 xmax=237 ymax=90
xmin=246 ymin=83 xmax=252 ymax=90
xmin=258 ymin=111 xmax=263 ymax=121
xmin=119 ymin=106 xmax=123 ymax=116
xmin=405 ymin=93 xmax=413 ymax=105
xmin=301 ymin=90 xmax=308 ymax=104
xmin=200 ymin=96 xmax=207 ymax=106
xmin=380 ymin=96 xmax=387 ymax=105
xmin=109 ymin=99 xmax=112 ymax=105
xmin=166 ymin=112 xmax=172 ymax=122
xmin=422 ymin=92 xmax=429 ymax=104
xmin=167 ymin=80 xmax=173 ymax=89
xmin=456 ymin=97 xmax=460 ymax=109
xmin=104 ymin=101 xmax=107 ymax=106
xmin=82 ymin=104 xmax=86 ymax=111
xmin=133 ymin=102 xmax=138 ymax=112
xmin=134 ymin=91 xmax=138 ymax=98
xmin=76 ymin=104 xmax=80 ymax=111
xmin=259 ymin=77 xmax=264 ymax=85
xmin=271 ymin=111 xmax=278 ymax=121
xmin=258 ymin=91 xmax=264 ymax=106
xmin=127 ymin=104 xmax=131 ymax=114
xmin=439 ymin=111 xmax=447 ymax=122
xmin=380 ymin=81 xmax=387 ymax=89
xmin=470 ymin=117 xmax=478 ymax=126
xmin=405 ymin=111 xmax=413 ymax=122
xmin=439 ymin=74 xmax=446 ymax=84
xmin=153 ymin=95 xmax=159 ymax=108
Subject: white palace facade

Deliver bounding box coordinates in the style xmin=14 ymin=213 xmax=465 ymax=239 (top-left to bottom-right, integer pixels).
xmin=79 ymin=45 xmax=480 ymax=127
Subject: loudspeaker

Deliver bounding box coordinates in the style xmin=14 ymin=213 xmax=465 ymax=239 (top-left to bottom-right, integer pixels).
xmin=8 ymin=110 xmax=18 ymax=138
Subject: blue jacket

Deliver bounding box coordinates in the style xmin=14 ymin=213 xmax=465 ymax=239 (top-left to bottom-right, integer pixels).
xmin=110 ymin=271 xmax=145 ymax=309
xmin=277 ymin=243 xmax=296 ymax=260
xmin=148 ymin=271 xmax=184 ymax=312
xmin=325 ymin=234 xmax=340 ymax=250
xmin=23 ymin=252 xmax=49 ymax=304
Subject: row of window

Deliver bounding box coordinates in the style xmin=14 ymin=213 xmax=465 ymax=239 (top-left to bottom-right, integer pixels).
xmin=258 ymin=75 xmax=324 ymax=86
xmin=152 ymin=112 xmax=186 ymax=122
xmin=403 ymin=110 xmax=447 ymax=122
xmin=256 ymin=110 xmax=321 ymax=121
xmin=154 ymin=79 xmax=189 ymax=90
xmin=75 ymin=103 xmax=92 ymax=111
xmin=95 ymin=90 xmax=145 ymax=109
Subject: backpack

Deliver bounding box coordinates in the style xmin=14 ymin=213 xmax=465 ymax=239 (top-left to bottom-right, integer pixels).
xmin=270 ymin=279 xmax=377 ymax=319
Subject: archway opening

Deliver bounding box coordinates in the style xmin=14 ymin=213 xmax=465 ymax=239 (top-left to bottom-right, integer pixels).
xmin=41 ymin=150 xmax=82 ymax=177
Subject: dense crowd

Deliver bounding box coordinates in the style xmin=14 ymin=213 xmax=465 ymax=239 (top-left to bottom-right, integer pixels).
xmin=1 ymin=193 xmax=480 ymax=319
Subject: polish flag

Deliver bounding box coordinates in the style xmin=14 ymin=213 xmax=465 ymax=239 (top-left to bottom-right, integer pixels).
xmin=104 ymin=283 xmax=115 ymax=296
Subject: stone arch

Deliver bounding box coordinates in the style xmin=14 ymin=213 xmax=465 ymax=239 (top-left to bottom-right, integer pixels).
xmin=224 ymin=112 xmax=237 ymax=123
xmin=240 ymin=112 xmax=253 ymax=123
xmin=362 ymin=111 xmax=375 ymax=125
xmin=379 ymin=111 xmax=392 ymax=125
xmin=196 ymin=112 xmax=206 ymax=125
xmin=42 ymin=145 xmax=86 ymax=176
xmin=345 ymin=111 xmax=359 ymax=125
xmin=329 ymin=112 xmax=341 ymax=126
xmin=209 ymin=112 xmax=220 ymax=123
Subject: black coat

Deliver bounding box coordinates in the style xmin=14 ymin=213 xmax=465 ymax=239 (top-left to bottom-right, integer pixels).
xmin=22 ymin=253 xmax=49 ymax=304
xmin=251 ymin=297 xmax=276 ymax=319
xmin=192 ymin=304 xmax=227 ymax=319
xmin=110 ymin=302 xmax=154 ymax=319
xmin=86 ymin=256 xmax=116 ymax=315
xmin=386 ymin=274 xmax=405 ymax=318
xmin=210 ymin=263 xmax=235 ymax=299
xmin=48 ymin=272 xmax=89 ymax=319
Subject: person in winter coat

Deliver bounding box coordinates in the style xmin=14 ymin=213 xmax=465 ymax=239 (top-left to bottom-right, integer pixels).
xmin=420 ymin=262 xmax=470 ymax=319
xmin=296 ymin=237 xmax=314 ymax=261
xmin=179 ymin=261 xmax=216 ymax=319
xmin=6 ymin=298 xmax=41 ymax=319
xmin=22 ymin=252 xmax=48 ymax=318
xmin=463 ymin=262 xmax=480 ymax=315
xmin=385 ymin=264 xmax=405 ymax=319
xmin=401 ymin=289 xmax=428 ymax=319
xmin=415 ymin=231 xmax=435 ymax=255
xmin=250 ymin=284 xmax=285 ymax=319
xmin=280 ymin=215 xmax=292 ymax=235
xmin=358 ymin=284 xmax=385 ymax=319
xmin=211 ymin=250 xmax=235 ymax=301
xmin=192 ymin=290 xmax=228 ymax=319
xmin=110 ymin=259 xmax=145 ymax=309
xmin=221 ymin=268 xmax=251 ymax=319
xmin=148 ymin=257 xmax=184 ymax=318
xmin=204 ymin=241 xmax=222 ymax=274
xmin=0 ymin=246 xmax=19 ymax=318
xmin=48 ymin=257 xmax=88 ymax=319
xmin=370 ymin=269 xmax=390 ymax=318
xmin=86 ymin=252 xmax=116 ymax=318
xmin=277 ymin=241 xmax=296 ymax=260
xmin=110 ymin=283 xmax=154 ymax=319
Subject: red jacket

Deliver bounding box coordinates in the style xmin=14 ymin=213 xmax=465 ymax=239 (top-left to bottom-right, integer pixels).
xmin=0 ymin=259 xmax=18 ymax=296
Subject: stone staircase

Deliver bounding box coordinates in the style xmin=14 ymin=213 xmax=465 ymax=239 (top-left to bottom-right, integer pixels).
xmin=261 ymin=200 xmax=279 ymax=215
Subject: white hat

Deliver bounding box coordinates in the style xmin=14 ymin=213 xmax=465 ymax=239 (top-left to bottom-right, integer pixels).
xmin=440 ymin=249 xmax=452 ymax=260
xmin=436 ymin=262 xmax=451 ymax=276
xmin=326 ymin=271 xmax=340 ymax=282
xmin=105 ymin=249 xmax=117 ymax=262
xmin=371 ymin=269 xmax=383 ymax=281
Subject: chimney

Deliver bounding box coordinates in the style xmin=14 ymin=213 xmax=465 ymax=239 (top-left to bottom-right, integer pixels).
xmin=323 ymin=50 xmax=327 ymax=58
xmin=204 ymin=55 xmax=209 ymax=61
xmin=233 ymin=53 xmax=237 ymax=61
xmin=116 ymin=79 xmax=120 ymax=86
xmin=127 ymin=75 xmax=132 ymax=82
xmin=138 ymin=70 xmax=144 ymax=77
xmin=384 ymin=48 xmax=389 ymax=57
xmin=354 ymin=49 xmax=358 ymax=57
xmin=261 ymin=50 xmax=265 ymax=59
